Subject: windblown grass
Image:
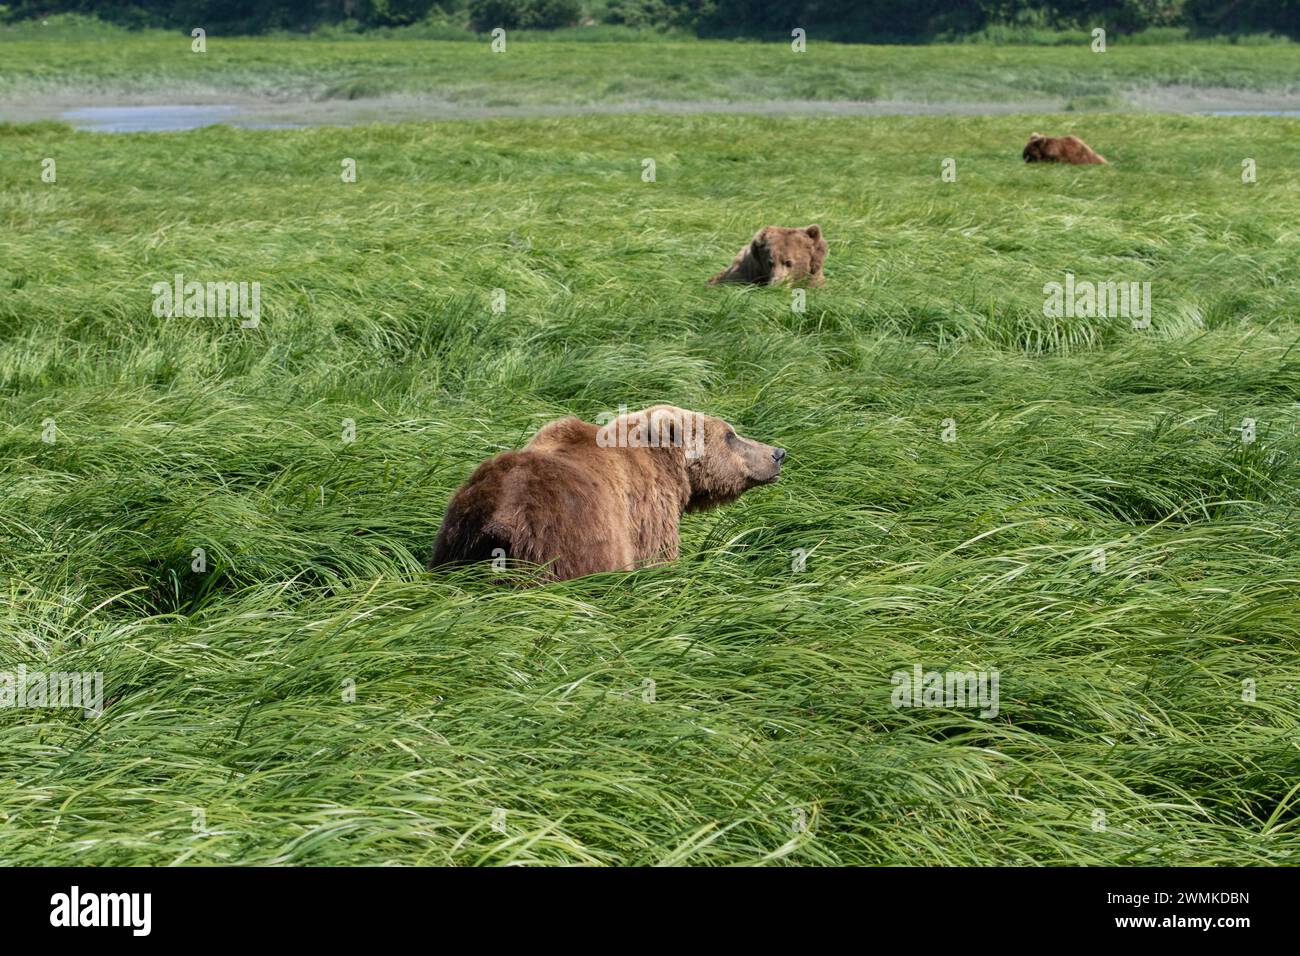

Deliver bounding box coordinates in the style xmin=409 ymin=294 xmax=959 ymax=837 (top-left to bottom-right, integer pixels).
xmin=0 ymin=111 xmax=1297 ymax=865
xmin=1 ymin=26 xmax=1298 ymax=107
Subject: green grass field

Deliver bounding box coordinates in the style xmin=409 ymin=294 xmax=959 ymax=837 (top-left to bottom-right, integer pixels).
xmin=2 ymin=24 xmax=1299 ymax=108
xmin=1 ymin=37 xmax=1299 ymax=865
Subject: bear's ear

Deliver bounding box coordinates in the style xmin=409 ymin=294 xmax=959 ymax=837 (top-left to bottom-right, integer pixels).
xmin=752 ymin=227 xmax=772 ymax=247
xmin=649 ymin=408 xmax=682 ymax=448
xmin=805 ymin=224 xmax=822 ymax=240
xmin=1029 ymin=132 xmax=1043 ymax=140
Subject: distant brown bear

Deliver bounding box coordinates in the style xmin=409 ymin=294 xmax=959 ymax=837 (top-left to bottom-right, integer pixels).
xmin=709 ymin=224 xmax=827 ymax=286
xmin=430 ymin=405 xmax=785 ymax=582
xmin=1023 ymin=132 xmax=1108 ymax=165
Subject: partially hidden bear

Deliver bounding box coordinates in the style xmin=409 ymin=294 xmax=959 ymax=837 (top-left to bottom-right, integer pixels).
xmin=430 ymin=405 xmax=786 ymax=582
xmin=709 ymin=224 xmax=827 ymax=286
xmin=1022 ymin=132 xmax=1108 ymax=165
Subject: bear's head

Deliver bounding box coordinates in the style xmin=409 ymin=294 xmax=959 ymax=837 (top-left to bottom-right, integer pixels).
xmin=629 ymin=405 xmax=785 ymax=510
xmin=686 ymin=412 xmax=785 ymax=509
xmin=755 ymin=225 xmax=826 ymax=286
xmin=1023 ymin=132 xmax=1048 ymax=163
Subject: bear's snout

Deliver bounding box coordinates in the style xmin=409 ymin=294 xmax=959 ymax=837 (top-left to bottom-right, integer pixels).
xmin=746 ymin=441 xmax=784 ymax=485
xmin=765 ymin=446 xmax=786 ymax=482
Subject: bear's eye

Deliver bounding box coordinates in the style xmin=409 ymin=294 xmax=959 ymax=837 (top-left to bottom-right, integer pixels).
xmin=783 ymin=259 xmax=794 ymax=268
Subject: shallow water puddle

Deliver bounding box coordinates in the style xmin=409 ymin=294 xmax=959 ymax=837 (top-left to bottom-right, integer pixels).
xmin=62 ymin=104 xmax=298 ymax=132
xmin=52 ymin=101 xmax=1300 ymax=133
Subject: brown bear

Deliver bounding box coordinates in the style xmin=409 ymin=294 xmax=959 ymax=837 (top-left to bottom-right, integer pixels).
xmin=430 ymin=405 xmax=785 ymax=582
xmin=1022 ymin=132 xmax=1108 ymax=165
xmin=709 ymin=224 xmax=827 ymax=286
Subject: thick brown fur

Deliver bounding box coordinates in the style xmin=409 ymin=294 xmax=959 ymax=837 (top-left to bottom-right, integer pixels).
xmin=430 ymin=406 xmax=786 ymax=582
xmin=1022 ymin=132 xmax=1108 ymax=165
xmin=709 ymin=224 xmax=827 ymax=286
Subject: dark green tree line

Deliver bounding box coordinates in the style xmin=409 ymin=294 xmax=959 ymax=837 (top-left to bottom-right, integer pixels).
xmin=3 ymin=0 xmax=1296 ymax=38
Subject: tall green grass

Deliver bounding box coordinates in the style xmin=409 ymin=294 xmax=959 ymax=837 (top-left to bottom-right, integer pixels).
xmin=0 ymin=112 xmax=1297 ymax=864
xmin=1 ymin=28 xmax=1298 ymax=106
